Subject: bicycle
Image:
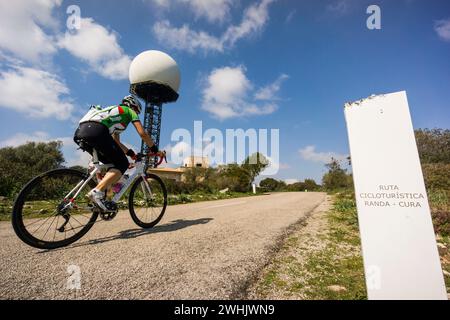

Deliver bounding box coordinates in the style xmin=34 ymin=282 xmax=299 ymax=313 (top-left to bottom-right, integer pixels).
xmin=11 ymin=143 xmax=168 ymax=250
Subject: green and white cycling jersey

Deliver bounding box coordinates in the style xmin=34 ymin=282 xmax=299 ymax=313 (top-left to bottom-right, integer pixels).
xmin=80 ymin=105 xmax=140 ymax=135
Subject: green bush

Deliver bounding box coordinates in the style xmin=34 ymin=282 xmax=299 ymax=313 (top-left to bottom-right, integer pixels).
xmin=303 ymin=178 xmax=321 ymax=191
xmin=415 ymin=128 xmax=450 ymax=191
xmin=331 ymin=192 xmax=359 ymax=228
xmin=164 ymin=152 xmax=269 ymax=195
xmin=432 ymin=211 xmax=450 ymax=237
xmin=215 ymin=163 xmax=254 ymax=192
xmin=258 ymin=178 xmax=321 ymax=192
xmin=322 ymin=158 xmax=353 ymax=191
xmin=260 ymin=178 xmax=286 ymax=191
xmin=0 ymin=141 xmax=65 ymax=197
xmin=428 ymin=190 xmax=449 ymax=237
xmin=284 ymin=179 xmax=321 ymax=192
xmin=422 ymin=163 xmax=450 ymax=190
xmin=428 ymin=189 xmax=450 ymax=212
xmin=415 ymin=128 xmax=450 ymax=164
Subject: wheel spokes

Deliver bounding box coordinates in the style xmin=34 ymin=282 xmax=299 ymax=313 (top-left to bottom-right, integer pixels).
xmin=133 ymin=178 xmax=165 ymax=224
xmin=19 ymin=171 xmax=95 ymax=244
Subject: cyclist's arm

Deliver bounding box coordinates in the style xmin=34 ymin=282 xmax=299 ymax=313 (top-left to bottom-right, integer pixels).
xmin=112 ymin=133 xmax=129 ymax=154
xmin=132 ymin=121 xmax=156 ymax=149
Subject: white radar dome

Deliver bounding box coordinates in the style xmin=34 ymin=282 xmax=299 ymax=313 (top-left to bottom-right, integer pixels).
xmin=129 ymin=50 xmax=180 ymax=93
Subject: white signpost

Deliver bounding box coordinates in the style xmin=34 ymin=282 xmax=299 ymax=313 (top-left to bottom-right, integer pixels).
xmin=344 ymin=91 xmax=447 ymax=300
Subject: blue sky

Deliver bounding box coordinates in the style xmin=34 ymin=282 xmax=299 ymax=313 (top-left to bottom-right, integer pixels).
xmin=0 ymin=0 xmax=449 ymax=184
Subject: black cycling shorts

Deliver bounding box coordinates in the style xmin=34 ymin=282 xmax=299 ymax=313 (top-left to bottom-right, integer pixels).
xmin=74 ymin=122 xmax=129 ymax=174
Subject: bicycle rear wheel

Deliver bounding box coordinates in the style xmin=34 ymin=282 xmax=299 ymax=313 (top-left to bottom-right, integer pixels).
xmin=128 ymin=173 xmax=167 ymax=228
xmin=12 ymin=168 xmax=98 ymax=249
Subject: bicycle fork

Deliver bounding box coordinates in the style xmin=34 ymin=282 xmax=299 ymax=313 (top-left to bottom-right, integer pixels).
xmin=140 ymin=174 xmax=154 ymax=201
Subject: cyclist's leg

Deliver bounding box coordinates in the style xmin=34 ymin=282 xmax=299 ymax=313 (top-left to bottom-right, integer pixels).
xmin=90 ymin=132 xmax=129 ymax=192
xmin=75 ymin=122 xmax=128 ymax=190
xmin=96 ymin=169 xmax=121 ymax=191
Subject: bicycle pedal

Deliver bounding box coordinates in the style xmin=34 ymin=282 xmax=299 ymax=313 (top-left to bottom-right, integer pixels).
xmin=100 ymin=211 xmax=118 ymax=221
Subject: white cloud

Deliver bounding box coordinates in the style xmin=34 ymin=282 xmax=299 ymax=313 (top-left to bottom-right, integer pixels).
xmin=0 ymin=66 xmax=74 ymax=120
xmin=284 ymin=179 xmax=299 ymax=185
xmin=150 ymin=0 xmax=170 ymax=7
xmin=101 ymin=55 xmax=133 ymax=80
xmin=58 ymin=18 xmax=131 ymax=80
xmin=259 ymin=154 xmax=280 ymax=176
xmin=57 ymin=137 xmax=92 ymax=167
xmin=0 ymin=131 xmax=50 ymax=148
xmin=279 ymin=163 xmax=291 ymax=169
xmin=326 ymin=0 xmax=353 ymax=15
xmin=285 ymin=10 xmax=296 ymax=24
xmin=0 ymin=0 xmax=61 ymax=63
xmin=164 ymin=140 xmax=203 ymax=165
xmin=221 ymin=0 xmax=274 ymax=47
xmin=152 ymin=0 xmax=275 ymax=54
xmin=150 ymin=0 xmax=233 ymax=23
xmin=434 ymin=19 xmax=450 ymax=42
xmin=163 ymin=141 xmax=196 ymax=167
xmin=254 ymin=74 xmax=289 ymax=101
xmin=299 ymin=145 xmax=347 ymax=164
xmin=0 ymin=132 xmax=90 ymax=167
xmin=153 ymin=20 xmax=224 ymax=53
xmin=1 ymin=1 xmax=130 ymax=85
xmin=166 ymin=141 xmax=192 ymax=157
xmin=181 ymin=0 xmax=233 ymax=23
xmin=201 ymin=66 xmax=286 ymax=120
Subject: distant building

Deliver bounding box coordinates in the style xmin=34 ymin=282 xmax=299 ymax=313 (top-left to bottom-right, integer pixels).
xmin=147 ymin=167 xmax=185 ymax=182
xmin=183 ymin=156 xmax=209 ymax=168
xmin=146 ymin=156 xmax=210 ymax=182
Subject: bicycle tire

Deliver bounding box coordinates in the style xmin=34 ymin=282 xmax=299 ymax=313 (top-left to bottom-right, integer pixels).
xmin=12 ymin=168 xmax=98 ymax=250
xmin=128 ymin=173 xmax=167 ymax=229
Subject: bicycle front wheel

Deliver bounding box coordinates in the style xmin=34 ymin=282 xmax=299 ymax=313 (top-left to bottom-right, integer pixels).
xmin=12 ymin=168 xmax=98 ymax=249
xmin=128 ymin=173 xmax=167 ymax=228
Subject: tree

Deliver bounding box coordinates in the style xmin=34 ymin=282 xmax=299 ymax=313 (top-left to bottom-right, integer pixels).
xmin=422 ymin=163 xmax=450 ymax=190
xmin=260 ymin=178 xmax=284 ymax=191
xmin=414 ymin=129 xmax=450 ymax=190
xmin=217 ymin=163 xmax=253 ymax=192
xmin=0 ymin=141 xmax=65 ymax=197
xmin=415 ymin=128 xmax=450 ymax=164
xmin=303 ymin=178 xmax=320 ymax=191
xmin=286 ymin=181 xmax=305 ymax=191
xmin=70 ymin=165 xmax=87 ymax=172
xmin=322 ymin=157 xmax=353 ymax=191
xmin=214 ymin=153 xmax=270 ymax=193
xmin=183 ymin=167 xmax=217 ymax=192
xmin=242 ymin=152 xmax=269 ymax=183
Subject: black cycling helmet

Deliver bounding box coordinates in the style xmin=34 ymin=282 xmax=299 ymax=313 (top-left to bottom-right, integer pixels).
xmin=122 ymin=95 xmax=142 ymax=114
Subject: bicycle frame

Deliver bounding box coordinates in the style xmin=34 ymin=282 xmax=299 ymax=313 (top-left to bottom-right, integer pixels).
xmin=62 ymin=149 xmax=151 ymax=209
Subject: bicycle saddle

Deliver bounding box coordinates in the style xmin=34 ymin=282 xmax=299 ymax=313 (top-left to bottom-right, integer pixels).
xmin=74 ymin=137 xmax=92 ymax=153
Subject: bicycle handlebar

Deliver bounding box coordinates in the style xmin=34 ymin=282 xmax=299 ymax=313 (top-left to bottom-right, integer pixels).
xmin=134 ymin=151 xmax=167 ymax=167
xmin=148 ymin=151 xmax=167 ymax=167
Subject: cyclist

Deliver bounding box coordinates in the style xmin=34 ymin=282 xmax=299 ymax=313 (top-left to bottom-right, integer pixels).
xmin=74 ymin=95 xmax=159 ymax=211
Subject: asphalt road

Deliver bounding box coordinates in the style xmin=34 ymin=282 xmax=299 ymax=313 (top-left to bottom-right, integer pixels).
xmin=0 ymin=192 xmax=326 ymax=299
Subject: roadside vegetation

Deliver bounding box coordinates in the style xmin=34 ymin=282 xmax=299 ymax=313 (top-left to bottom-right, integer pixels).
xmin=0 ymin=142 xmax=271 ymax=220
xmin=257 ymin=154 xmax=351 ymax=193
xmin=249 ymin=192 xmax=366 ymax=299
xmin=251 ymin=128 xmax=449 ymax=299
xmin=258 ymin=177 xmax=321 ymax=192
